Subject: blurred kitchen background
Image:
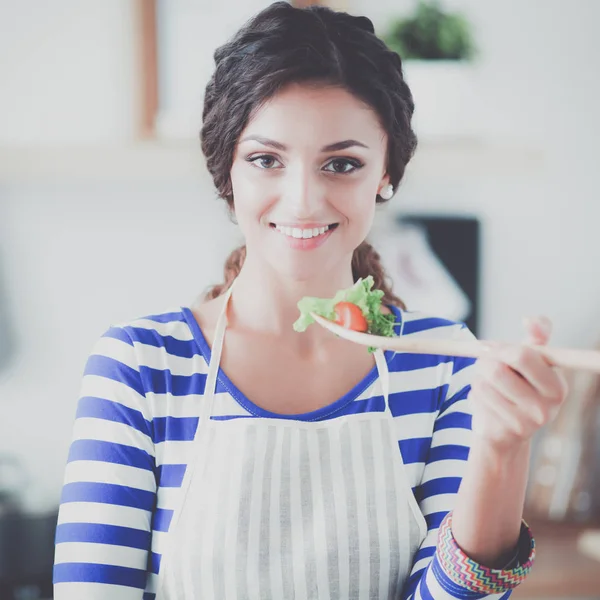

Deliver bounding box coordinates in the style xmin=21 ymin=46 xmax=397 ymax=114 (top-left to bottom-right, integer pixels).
xmin=1 ymin=0 xmax=599 ymax=598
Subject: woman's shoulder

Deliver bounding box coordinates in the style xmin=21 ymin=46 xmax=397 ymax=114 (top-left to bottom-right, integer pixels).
xmin=84 ymin=305 xmax=207 ymax=415
xmin=106 ymin=304 xmax=196 ymax=345
xmin=89 ymin=304 xmax=202 ymax=374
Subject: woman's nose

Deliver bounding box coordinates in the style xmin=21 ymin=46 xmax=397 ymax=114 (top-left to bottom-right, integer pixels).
xmin=280 ymin=166 xmax=325 ymax=218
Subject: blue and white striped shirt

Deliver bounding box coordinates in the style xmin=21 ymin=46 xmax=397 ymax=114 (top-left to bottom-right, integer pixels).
xmin=53 ymin=304 xmax=515 ymax=599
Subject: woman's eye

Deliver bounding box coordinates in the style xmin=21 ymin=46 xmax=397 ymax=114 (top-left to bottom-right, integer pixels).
xmin=248 ymin=155 xmax=282 ymax=169
xmin=323 ymin=158 xmax=363 ymax=174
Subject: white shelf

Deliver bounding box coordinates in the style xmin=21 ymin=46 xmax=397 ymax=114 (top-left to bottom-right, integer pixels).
xmin=407 ymin=137 xmax=546 ymax=178
xmin=0 ymin=138 xmax=546 ymax=185
xmin=0 ymin=140 xmax=210 ymax=185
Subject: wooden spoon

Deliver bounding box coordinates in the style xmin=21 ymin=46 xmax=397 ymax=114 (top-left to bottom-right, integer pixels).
xmin=310 ymin=312 xmax=600 ymax=373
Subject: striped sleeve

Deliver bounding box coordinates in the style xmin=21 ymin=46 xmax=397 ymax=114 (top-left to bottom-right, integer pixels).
xmin=401 ymin=324 xmax=533 ymax=600
xmin=54 ymin=326 xmax=156 ymax=600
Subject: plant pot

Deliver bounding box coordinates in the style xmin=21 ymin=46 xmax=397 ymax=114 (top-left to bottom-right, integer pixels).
xmin=402 ymin=59 xmax=478 ymax=139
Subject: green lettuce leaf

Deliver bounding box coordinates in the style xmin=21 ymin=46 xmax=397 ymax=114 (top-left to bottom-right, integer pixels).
xmin=293 ymin=276 xmax=398 ymax=342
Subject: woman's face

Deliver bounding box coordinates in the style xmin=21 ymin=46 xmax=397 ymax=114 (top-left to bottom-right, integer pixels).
xmin=229 ymin=82 xmax=391 ymax=282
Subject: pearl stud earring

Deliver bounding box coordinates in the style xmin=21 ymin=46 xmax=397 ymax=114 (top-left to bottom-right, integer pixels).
xmin=379 ymin=184 xmax=394 ymax=200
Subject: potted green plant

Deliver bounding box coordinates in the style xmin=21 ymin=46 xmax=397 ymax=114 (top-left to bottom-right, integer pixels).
xmin=383 ymin=0 xmax=474 ymax=61
xmin=381 ymin=1 xmax=478 ymax=138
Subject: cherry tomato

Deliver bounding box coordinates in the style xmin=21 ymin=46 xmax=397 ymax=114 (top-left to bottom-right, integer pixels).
xmin=333 ymin=302 xmax=368 ymax=332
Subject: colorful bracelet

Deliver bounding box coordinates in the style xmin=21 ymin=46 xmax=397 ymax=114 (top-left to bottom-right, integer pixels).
xmin=436 ymin=511 xmax=536 ymax=594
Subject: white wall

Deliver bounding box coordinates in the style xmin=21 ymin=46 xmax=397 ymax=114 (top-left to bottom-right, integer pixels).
xmin=0 ymin=0 xmax=137 ymax=145
xmin=0 ymin=0 xmax=599 ymax=509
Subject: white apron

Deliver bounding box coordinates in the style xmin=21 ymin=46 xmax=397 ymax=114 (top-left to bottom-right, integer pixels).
xmin=156 ymin=286 xmax=427 ymax=599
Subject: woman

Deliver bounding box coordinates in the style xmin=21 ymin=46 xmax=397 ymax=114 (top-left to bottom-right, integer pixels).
xmin=53 ymin=3 xmax=567 ymax=599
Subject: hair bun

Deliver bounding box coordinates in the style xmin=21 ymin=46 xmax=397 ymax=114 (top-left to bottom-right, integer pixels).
xmin=353 ymin=15 xmax=375 ymax=34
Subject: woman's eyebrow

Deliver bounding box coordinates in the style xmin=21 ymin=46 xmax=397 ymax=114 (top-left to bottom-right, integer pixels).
xmin=239 ymin=135 xmax=369 ymax=152
xmin=323 ymin=139 xmax=369 ymax=151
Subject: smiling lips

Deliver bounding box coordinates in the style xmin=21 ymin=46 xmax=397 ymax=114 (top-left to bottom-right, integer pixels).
xmin=273 ymin=224 xmax=333 ymax=239
xmin=270 ymin=222 xmax=338 ymax=249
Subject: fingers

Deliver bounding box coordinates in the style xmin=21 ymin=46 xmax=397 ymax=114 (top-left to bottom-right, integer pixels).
xmin=470 ymin=316 xmax=569 ymax=447
xmin=479 ymin=344 xmax=565 ymax=403
xmin=472 ymin=378 xmax=535 ymax=437
xmin=477 ymin=358 xmax=536 ymax=404
xmin=553 ymin=367 xmax=570 ymax=408
xmin=523 ymin=315 xmax=552 ymax=346
xmin=478 ymin=316 xmax=564 ymax=401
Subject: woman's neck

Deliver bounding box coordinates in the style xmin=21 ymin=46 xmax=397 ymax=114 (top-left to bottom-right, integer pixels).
xmin=228 ymin=253 xmax=355 ymax=345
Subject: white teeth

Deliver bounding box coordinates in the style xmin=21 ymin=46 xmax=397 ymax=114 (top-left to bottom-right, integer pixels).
xmin=274 ymin=224 xmax=332 ymax=239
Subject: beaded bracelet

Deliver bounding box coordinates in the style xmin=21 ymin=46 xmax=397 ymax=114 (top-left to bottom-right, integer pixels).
xmin=436 ymin=511 xmax=536 ymax=594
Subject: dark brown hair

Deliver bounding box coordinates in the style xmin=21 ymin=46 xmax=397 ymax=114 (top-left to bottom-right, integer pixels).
xmin=202 ymin=1 xmax=417 ymax=307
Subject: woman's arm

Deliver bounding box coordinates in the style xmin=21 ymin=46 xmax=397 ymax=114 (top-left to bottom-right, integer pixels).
xmin=452 ymin=317 xmax=567 ymax=567
xmin=53 ymin=326 xmax=156 ymax=600
xmin=401 ymin=321 xmax=549 ymax=600
xmin=451 ymin=436 xmax=530 ymax=568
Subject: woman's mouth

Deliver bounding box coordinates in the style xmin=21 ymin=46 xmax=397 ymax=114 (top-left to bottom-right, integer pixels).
xmin=270 ymin=223 xmax=338 ymax=239
xmin=269 ymin=222 xmax=339 ymax=250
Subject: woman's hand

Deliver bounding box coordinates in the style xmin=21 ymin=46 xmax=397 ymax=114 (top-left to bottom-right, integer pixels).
xmin=470 ymin=316 xmax=569 ymax=454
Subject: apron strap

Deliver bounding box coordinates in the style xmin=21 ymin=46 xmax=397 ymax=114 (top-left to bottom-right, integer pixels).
xmin=374 ymin=348 xmax=391 ymax=416
xmin=198 ymin=282 xmax=235 ymax=425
